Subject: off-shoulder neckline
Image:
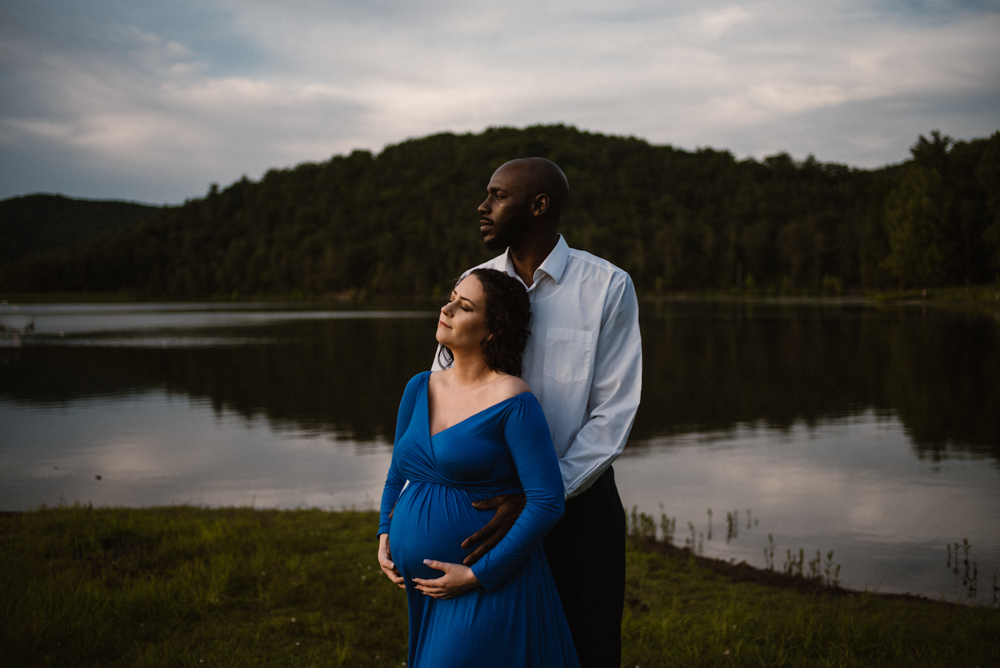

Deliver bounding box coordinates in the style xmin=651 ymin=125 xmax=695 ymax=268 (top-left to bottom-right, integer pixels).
xmin=425 ymin=377 xmax=531 ymax=438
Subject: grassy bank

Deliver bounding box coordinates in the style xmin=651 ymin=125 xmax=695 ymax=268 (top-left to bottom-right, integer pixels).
xmin=2 ymin=506 xmax=997 ymax=667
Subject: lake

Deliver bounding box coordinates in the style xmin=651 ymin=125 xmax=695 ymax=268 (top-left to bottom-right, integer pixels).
xmin=1 ymin=299 xmax=998 ymax=602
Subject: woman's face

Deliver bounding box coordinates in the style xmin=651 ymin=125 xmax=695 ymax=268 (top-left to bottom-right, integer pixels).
xmin=437 ymin=275 xmax=491 ymax=352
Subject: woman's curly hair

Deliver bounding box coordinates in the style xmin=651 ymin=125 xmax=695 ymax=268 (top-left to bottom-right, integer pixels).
xmin=436 ymin=268 xmax=531 ymax=377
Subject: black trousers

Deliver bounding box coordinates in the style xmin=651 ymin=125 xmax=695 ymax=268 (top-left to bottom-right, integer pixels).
xmin=544 ymin=466 xmax=627 ymax=668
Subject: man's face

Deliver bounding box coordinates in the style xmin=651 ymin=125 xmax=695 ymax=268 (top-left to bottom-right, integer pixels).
xmin=478 ymin=164 xmax=533 ymax=252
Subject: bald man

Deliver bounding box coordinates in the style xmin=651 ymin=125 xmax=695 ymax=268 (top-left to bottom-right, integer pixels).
xmin=435 ymin=158 xmax=643 ymax=667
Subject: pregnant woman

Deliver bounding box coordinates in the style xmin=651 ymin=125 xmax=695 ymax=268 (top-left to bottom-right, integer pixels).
xmin=377 ymin=268 xmax=579 ymax=667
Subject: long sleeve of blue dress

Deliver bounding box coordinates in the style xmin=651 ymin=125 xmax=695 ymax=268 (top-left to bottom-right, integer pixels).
xmin=470 ymin=394 xmax=565 ymax=591
xmin=377 ymin=373 xmax=421 ymax=536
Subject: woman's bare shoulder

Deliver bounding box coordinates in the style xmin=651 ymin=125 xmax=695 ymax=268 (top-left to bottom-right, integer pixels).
xmin=492 ymin=374 xmax=531 ymax=401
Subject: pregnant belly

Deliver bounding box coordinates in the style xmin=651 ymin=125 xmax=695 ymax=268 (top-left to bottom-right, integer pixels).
xmin=387 ymin=482 xmax=493 ymax=581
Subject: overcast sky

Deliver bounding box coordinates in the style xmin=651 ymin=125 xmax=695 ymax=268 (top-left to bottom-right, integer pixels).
xmin=1 ymin=0 xmax=998 ymax=204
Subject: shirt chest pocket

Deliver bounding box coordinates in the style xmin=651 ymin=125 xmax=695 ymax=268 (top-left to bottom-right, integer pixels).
xmin=543 ymin=328 xmax=594 ymax=383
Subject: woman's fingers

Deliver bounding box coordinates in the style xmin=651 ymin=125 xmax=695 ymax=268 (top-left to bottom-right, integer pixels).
xmin=377 ymin=535 xmax=406 ymax=587
xmin=415 ymin=589 xmax=452 ymax=599
xmin=411 ymin=570 xmax=450 ymax=588
xmin=422 ymin=559 xmax=448 ymax=573
xmin=413 ymin=560 xmax=455 ymax=598
xmin=412 ymin=560 xmax=479 ymax=599
xmin=381 ymin=564 xmax=405 ymax=586
xmin=377 ymin=546 xmax=395 ymax=571
xmin=412 ymin=578 xmax=454 ymax=599
xmin=381 ymin=566 xmax=405 ymax=586
xmin=378 ymin=560 xmax=405 ymax=586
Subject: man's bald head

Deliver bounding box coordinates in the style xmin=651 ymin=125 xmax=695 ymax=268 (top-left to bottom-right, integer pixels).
xmin=478 ymin=157 xmax=568 ymax=254
xmin=493 ymin=158 xmax=570 ymax=220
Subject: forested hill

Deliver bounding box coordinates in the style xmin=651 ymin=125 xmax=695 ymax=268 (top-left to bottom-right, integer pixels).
xmin=1 ymin=125 xmax=998 ymax=298
xmin=0 ymin=194 xmax=162 ymax=268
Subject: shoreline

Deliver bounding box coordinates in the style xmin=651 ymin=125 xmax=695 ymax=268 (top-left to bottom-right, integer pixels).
xmin=3 ymin=286 xmax=999 ymax=308
xmin=630 ymin=537 xmax=987 ymax=609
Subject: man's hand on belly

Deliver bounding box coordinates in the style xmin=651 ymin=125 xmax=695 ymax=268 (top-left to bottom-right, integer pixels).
xmin=460 ymin=493 xmax=527 ymax=565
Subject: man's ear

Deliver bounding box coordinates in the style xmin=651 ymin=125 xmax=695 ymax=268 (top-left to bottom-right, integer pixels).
xmin=530 ymin=193 xmax=550 ymax=217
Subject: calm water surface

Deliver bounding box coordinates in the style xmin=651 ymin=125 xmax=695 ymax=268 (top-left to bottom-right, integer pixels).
xmin=1 ymin=300 xmax=998 ymax=602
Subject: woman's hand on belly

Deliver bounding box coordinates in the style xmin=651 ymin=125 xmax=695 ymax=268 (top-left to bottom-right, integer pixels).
xmin=412 ymin=560 xmax=480 ymax=599
xmin=377 ymin=533 xmax=405 ymax=589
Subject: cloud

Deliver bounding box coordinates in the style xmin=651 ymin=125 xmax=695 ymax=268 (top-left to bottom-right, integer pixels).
xmin=693 ymin=5 xmax=754 ymax=39
xmin=0 ymin=0 xmax=997 ymax=202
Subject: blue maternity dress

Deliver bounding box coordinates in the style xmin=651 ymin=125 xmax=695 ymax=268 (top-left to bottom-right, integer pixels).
xmin=378 ymin=372 xmax=580 ymax=668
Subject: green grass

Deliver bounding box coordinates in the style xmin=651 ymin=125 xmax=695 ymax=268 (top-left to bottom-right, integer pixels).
xmin=1 ymin=506 xmax=408 ymax=667
xmin=623 ymin=544 xmax=998 ymax=667
xmin=2 ymin=506 xmax=997 ymax=667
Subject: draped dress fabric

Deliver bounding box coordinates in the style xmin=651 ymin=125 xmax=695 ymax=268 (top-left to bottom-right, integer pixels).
xmin=379 ymin=372 xmax=580 ymax=668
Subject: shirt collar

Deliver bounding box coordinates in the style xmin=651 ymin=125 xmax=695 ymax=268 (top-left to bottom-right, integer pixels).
xmin=504 ymin=234 xmax=570 ymax=286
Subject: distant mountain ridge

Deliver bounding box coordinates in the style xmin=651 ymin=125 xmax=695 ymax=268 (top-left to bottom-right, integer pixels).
xmin=1 ymin=125 xmax=997 ymax=297
xmin=0 ymin=194 xmax=162 ymax=267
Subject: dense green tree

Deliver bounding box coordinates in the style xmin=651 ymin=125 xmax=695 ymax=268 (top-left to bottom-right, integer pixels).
xmin=1 ymin=125 xmax=997 ymax=298
xmin=881 ymin=166 xmax=948 ymax=289
xmin=974 ymin=132 xmax=1000 ymax=275
xmin=0 ymin=195 xmax=160 ymax=267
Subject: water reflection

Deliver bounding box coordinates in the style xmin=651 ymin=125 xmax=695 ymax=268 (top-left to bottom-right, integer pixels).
xmin=1 ymin=311 xmax=439 ymax=442
xmin=1 ymin=300 xmax=998 ymax=600
xmin=616 ymin=413 xmax=1000 ymax=599
xmin=0 ymin=394 xmax=393 ymax=510
xmin=634 ymin=301 xmax=1000 ymax=463
xmin=2 ymin=301 xmax=997 ymax=462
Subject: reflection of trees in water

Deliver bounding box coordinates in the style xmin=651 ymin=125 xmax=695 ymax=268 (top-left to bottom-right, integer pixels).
xmin=0 ymin=318 xmax=438 ymax=445
xmin=880 ymin=309 xmax=1000 ymax=462
xmin=1 ymin=304 xmax=997 ymax=462
xmin=632 ymin=302 xmax=999 ymax=461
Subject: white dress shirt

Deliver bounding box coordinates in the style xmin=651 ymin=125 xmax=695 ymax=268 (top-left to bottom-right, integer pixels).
xmin=433 ymin=235 xmax=642 ymax=498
